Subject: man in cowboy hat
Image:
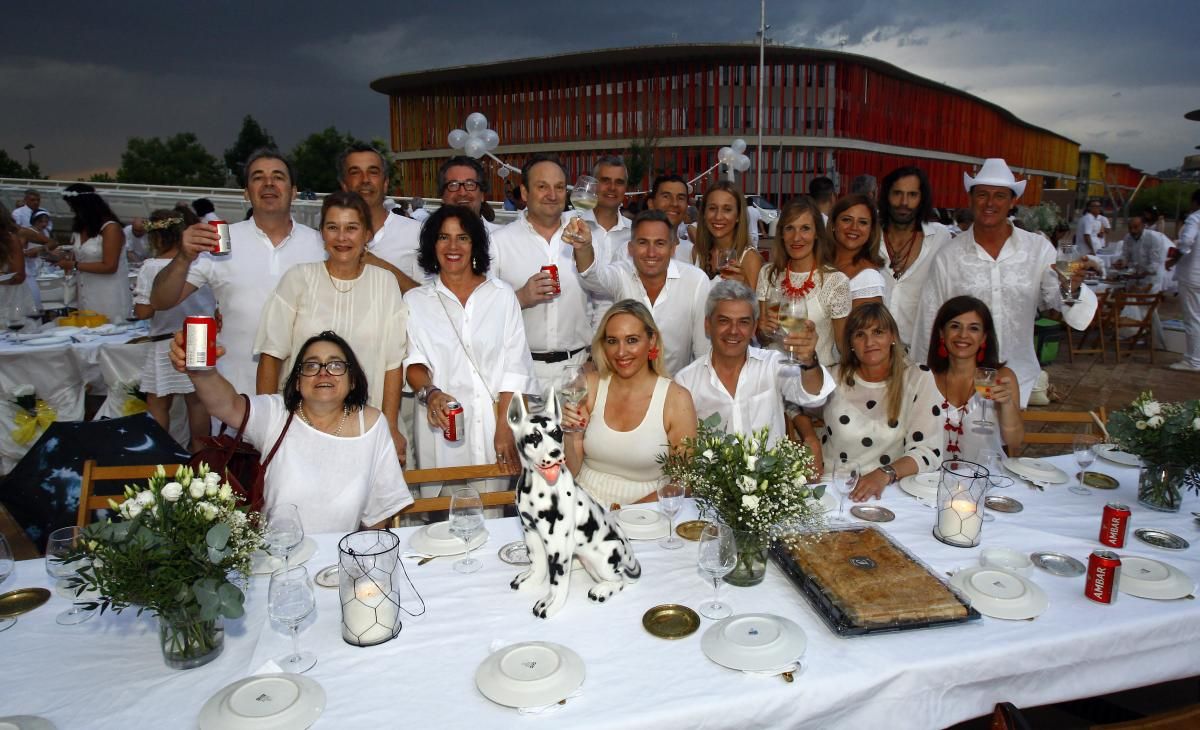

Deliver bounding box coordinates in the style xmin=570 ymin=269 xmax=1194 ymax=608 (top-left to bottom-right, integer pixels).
xmin=911 ymin=158 xmax=1097 ymax=407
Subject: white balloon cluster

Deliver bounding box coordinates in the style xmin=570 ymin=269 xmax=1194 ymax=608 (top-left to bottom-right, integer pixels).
xmin=718 ymin=138 xmax=752 ymax=173
xmin=447 ymin=112 xmax=500 ymax=161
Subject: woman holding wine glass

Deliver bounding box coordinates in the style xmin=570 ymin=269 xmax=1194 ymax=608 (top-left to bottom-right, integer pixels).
xmin=925 ymin=296 xmax=1023 ymax=461
xmin=809 ymin=303 xmax=944 ymax=502
xmin=690 ymin=182 xmax=763 ymax=289
xmin=830 ymin=194 xmax=889 ymax=309
xmin=55 ymin=184 xmax=132 ymax=323
xmin=0 ymin=207 xmax=38 ymax=326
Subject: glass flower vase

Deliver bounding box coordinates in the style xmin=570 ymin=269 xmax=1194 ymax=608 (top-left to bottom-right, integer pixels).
xmin=1136 ymin=464 xmax=1184 ymax=513
xmin=158 ymin=613 xmax=224 ymax=670
xmin=724 ymin=530 xmax=769 ymax=587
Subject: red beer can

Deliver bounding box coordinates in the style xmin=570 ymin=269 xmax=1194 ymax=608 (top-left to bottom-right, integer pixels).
xmin=443 ymin=401 xmax=464 ymax=442
xmin=183 ymin=315 xmax=218 ymax=370
xmin=541 ymin=264 xmax=560 ymax=295
xmin=1085 ymin=549 xmax=1121 ymax=604
xmin=1099 ymin=502 xmax=1131 ymax=548
xmin=209 ymin=219 xmax=232 ymax=255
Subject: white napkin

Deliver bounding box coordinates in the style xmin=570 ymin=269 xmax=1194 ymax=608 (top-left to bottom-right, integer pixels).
xmin=744 ymin=659 xmax=805 ymax=679
xmin=487 ymin=640 xmax=583 ymax=714
xmin=252 ymin=659 xmax=284 ymax=675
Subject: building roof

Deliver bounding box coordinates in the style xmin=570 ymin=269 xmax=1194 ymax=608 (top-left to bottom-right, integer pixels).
xmin=370 ymin=43 xmax=1077 ymax=146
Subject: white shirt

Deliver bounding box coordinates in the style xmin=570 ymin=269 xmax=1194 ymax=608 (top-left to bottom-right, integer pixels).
xmin=410 ymin=208 xmax=430 ymax=223
xmin=403 ymin=277 xmax=538 ymax=469
xmin=124 ymin=225 xmax=151 ymax=263
xmin=675 ymin=347 xmax=835 ymax=445
xmin=185 ymin=217 xmax=325 ymax=394
xmin=580 ymin=208 xmax=632 ymax=328
xmin=134 ymin=258 xmax=216 ymax=336
xmin=746 ymin=206 xmax=761 ymax=246
xmin=879 ymin=222 xmax=952 ymax=347
xmin=848 ymin=267 xmax=889 ymax=303
xmin=1176 ymin=210 xmax=1200 ymax=286
xmin=367 ymin=211 xmax=424 ymax=284
xmin=244 ymin=394 xmax=411 ymax=533
xmin=490 ymin=211 xmax=597 ymax=353
xmin=912 ymin=225 xmax=1098 ymax=407
xmin=1074 ymin=212 xmax=1103 ymax=255
xmin=1122 ymin=229 xmax=1171 ymax=293
xmin=12 ymin=205 xmax=50 ymax=233
xmin=577 ymin=258 xmax=711 ymax=377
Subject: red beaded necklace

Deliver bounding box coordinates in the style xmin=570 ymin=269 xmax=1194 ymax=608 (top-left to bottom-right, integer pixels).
xmin=780 ymin=266 xmax=817 ymax=298
xmin=942 ymin=399 xmax=965 ymax=456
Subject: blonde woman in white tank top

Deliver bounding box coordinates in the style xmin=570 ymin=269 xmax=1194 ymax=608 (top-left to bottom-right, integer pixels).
xmin=560 ymin=300 xmax=697 ymax=507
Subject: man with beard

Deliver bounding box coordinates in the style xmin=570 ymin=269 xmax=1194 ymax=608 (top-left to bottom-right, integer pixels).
xmin=338 ymin=142 xmax=422 ymax=291
xmin=878 ymin=166 xmax=952 ymax=347
xmin=438 ymin=156 xmax=501 ymax=232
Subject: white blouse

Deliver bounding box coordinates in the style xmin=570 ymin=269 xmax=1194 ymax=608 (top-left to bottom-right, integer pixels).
xmin=848 ymin=267 xmax=888 ymax=302
xmin=756 ymin=264 xmax=851 ymax=365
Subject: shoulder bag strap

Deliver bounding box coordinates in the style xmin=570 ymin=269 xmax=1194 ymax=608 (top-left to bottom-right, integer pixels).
xmin=249 ymin=408 xmax=295 ymax=512
xmin=436 ymin=289 xmax=497 ymax=404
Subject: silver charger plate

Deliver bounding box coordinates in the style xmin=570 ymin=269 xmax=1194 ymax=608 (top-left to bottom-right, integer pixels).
xmin=1030 ymin=551 xmax=1085 ymax=577
xmin=849 ymin=505 xmax=894 ymax=523
xmin=497 ymin=541 xmax=532 ymax=566
xmin=313 ymin=565 xmax=339 ymax=588
xmin=1133 ymin=529 xmax=1190 ymax=551
xmin=985 ymin=495 xmax=1024 ymax=513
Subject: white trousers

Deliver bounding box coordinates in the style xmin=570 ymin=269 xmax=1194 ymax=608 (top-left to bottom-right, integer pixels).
xmin=1179 ymin=281 xmax=1200 ymax=367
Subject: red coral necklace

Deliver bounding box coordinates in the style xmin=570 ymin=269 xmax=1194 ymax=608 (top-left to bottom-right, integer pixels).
xmin=781 ymin=266 xmax=816 ymax=298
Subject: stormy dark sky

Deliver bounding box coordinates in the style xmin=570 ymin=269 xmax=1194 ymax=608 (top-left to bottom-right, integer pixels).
xmin=3 ymin=0 xmax=1196 ymax=180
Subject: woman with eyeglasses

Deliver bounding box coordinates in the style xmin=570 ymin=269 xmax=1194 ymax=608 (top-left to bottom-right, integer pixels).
xmin=254 ymin=191 xmax=409 ymax=463
xmin=171 ymin=329 xmax=412 ymax=533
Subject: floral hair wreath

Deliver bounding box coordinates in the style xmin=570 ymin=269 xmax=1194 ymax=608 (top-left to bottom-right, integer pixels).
xmin=145 ymin=216 xmax=185 ymax=231
xmin=61 ymin=190 xmax=99 ymax=198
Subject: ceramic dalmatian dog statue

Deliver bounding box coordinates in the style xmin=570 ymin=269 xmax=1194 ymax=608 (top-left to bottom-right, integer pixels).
xmin=507 ymin=387 xmax=641 ymax=619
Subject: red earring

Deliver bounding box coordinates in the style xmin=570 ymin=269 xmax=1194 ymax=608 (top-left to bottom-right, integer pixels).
xmin=648 ymin=346 xmax=660 ymax=362
xmin=977 ymin=340 xmax=986 ymax=363
xmin=937 ymin=338 xmax=948 ymax=358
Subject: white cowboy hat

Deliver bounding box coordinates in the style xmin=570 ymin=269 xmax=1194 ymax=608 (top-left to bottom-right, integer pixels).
xmin=963 ymin=158 xmax=1026 ymax=198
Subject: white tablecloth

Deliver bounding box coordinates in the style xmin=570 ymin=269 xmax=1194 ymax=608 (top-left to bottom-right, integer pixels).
xmin=1 ymin=454 xmax=1197 ymax=729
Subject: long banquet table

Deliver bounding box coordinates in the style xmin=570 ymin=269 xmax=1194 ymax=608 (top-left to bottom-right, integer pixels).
xmin=2 ymin=454 xmax=1198 ymax=728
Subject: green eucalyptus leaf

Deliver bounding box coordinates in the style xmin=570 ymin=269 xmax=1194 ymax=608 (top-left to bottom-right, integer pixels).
xmin=206 ymin=523 xmax=230 ymax=550
xmin=217 ymin=582 xmax=246 ymax=619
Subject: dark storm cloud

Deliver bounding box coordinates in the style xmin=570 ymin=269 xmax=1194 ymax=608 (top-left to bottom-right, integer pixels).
xmin=2 ymin=1 xmax=1194 ymax=179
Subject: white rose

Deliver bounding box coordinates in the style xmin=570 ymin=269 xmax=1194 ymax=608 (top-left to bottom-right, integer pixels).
xmin=12 ymin=384 xmax=35 ymax=398
xmin=702 ymin=449 xmax=715 ymax=460
xmin=189 ymin=479 xmax=206 ymax=499
xmin=745 ymin=455 xmax=759 ymax=471
xmin=204 ymin=471 xmax=223 ymax=489
xmin=160 ymin=482 xmax=183 ymax=502
xmin=738 ymin=475 xmax=757 ymax=494
xmin=197 ymin=502 xmax=218 ymax=521
xmin=205 ymin=483 xmax=219 ymax=497
xmin=1135 ymin=420 xmax=1147 ymax=430
xmin=1141 ymin=401 xmax=1162 ymax=418
xmin=742 ymin=494 xmax=760 ymax=510
xmin=135 ymin=490 xmax=155 ymax=507
xmin=126 ymin=501 xmax=143 ymax=519
xmin=1193 ymin=417 xmax=1200 ymax=431
xmin=1147 ymin=415 xmax=1164 ymax=429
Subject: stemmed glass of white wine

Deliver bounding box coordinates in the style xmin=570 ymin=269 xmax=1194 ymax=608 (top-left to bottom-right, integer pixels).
xmin=777 ymin=296 xmax=809 ymax=366
xmin=562 ymin=176 xmax=599 ymax=244
xmin=558 ymin=366 xmax=589 ymax=433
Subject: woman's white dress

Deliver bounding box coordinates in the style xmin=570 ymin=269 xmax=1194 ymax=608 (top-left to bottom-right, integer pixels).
xmin=74 ymin=220 xmax=131 ymax=322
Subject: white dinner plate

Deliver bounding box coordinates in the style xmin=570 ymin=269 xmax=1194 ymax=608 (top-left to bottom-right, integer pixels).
xmin=899 ymin=471 xmax=940 ymax=501
xmin=701 ymin=613 xmax=808 ymax=672
xmin=197 ymin=673 xmax=325 ymax=730
xmin=408 ymin=521 xmax=489 ymax=556
xmin=0 ymin=716 xmax=57 ymax=730
xmin=475 ymin=641 xmax=586 ymax=708
xmin=1094 ymin=443 xmax=1142 ymax=467
xmin=45 ymin=326 xmax=81 ymax=336
xmin=1117 ymin=556 xmax=1196 ymax=600
xmin=1004 ymin=457 xmax=1069 ymax=485
xmin=21 ymin=336 xmax=71 ymax=347
xmin=250 ymin=536 xmax=317 ymax=575
xmin=949 ymin=566 xmax=1048 ymax=620
xmin=615 ymin=508 xmax=669 ymax=540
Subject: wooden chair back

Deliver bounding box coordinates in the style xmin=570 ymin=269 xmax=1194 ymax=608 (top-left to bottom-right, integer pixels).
xmin=1066 ymin=290 xmax=1109 ymax=363
xmin=77 ymin=461 xmax=186 ymax=528
xmin=389 ymin=463 xmax=521 ymax=525
xmin=1112 ymin=292 xmax=1162 ymax=363
xmin=1020 ymin=408 xmax=1107 ymax=446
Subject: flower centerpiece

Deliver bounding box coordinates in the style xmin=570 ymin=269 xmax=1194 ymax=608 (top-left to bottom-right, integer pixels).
xmin=659 ymin=415 xmax=824 ymax=586
xmin=1107 ymin=392 xmax=1200 ymax=512
xmin=66 ymin=463 xmax=264 ymax=669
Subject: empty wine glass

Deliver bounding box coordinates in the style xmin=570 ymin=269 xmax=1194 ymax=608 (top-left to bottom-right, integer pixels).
xmin=656 ymin=481 xmax=685 ymax=550
xmin=1071 ymin=434 xmax=1099 ymax=496
xmin=831 ymin=459 xmax=860 ymax=523
xmin=558 ymin=366 xmax=589 ymax=433
xmin=979 ymin=449 xmax=1008 ymax=489
xmin=697 ymin=523 xmax=737 ymax=620
xmin=777 ymin=296 xmax=809 ymax=366
xmin=264 ymin=503 xmax=304 ymax=571
xmin=0 ymin=534 xmax=14 ymax=632
xmin=45 ymin=526 xmax=95 ymax=626
xmin=449 ymin=487 xmax=484 ymax=574
xmin=268 ymin=566 xmax=317 ymax=673
xmin=972 ymin=367 xmax=997 ymax=432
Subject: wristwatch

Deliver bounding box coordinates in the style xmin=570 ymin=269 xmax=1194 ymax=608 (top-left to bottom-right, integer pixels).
xmin=416 ymin=385 xmax=441 ymax=407
xmin=879 ymin=464 xmax=898 ymax=485
xmin=798 ymin=355 xmax=820 ymax=371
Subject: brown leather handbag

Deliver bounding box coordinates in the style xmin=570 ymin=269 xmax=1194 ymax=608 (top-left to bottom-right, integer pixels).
xmin=190 ymin=394 xmax=293 ymax=511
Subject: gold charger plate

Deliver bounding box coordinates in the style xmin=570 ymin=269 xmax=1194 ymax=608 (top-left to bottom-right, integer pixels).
xmin=676 ymin=520 xmax=709 ymax=541
xmin=1077 ymin=471 xmax=1119 ymax=489
xmin=643 ymin=604 xmax=701 ymax=639
xmin=0 ymin=588 xmax=51 ymax=618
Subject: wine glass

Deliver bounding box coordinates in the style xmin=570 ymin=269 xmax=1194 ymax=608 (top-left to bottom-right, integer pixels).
xmin=831 ymin=459 xmax=860 ymax=523
xmin=449 ymin=487 xmax=484 ymax=574
xmin=45 ymin=526 xmax=95 ymax=626
xmin=268 ymin=566 xmax=317 ymax=673
xmin=972 ymin=368 xmax=998 ymax=432
xmin=1071 ymin=434 xmax=1099 ymax=496
xmin=656 ymin=481 xmax=685 ymax=550
xmin=264 ymin=503 xmax=304 ymax=571
xmin=0 ymin=534 xmax=14 ymax=632
xmin=697 ymin=523 xmax=737 ymax=620
xmin=979 ymin=449 xmax=1008 ymax=489
xmin=558 ymin=366 xmax=589 ymax=433
xmin=777 ymin=296 xmax=809 ymax=366
xmin=716 ymin=247 xmax=738 ymax=277
xmin=5 ymin=303 xmax=29 ymax=340
xmin=562 ymin=176 xmax=599 ymax=244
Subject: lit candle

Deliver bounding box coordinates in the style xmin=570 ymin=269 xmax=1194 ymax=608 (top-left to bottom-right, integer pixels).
xmin=936 ymin=492 xmax=983 ymax=546
xmin=340 ymin=575 xmax=400 ymax=646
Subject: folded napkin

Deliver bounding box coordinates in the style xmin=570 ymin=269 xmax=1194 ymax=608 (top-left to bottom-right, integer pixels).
xmin=488 ymin=639 xmax=583 ymax=714
xmin=252 ymin=659 xmax=284 ymax=675
xmin=744 ymin=659 xmax=805 ymax=679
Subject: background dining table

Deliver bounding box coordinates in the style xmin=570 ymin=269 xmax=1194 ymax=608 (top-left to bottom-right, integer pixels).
xmin=1 ymin=452 xmax=1197 ymax=728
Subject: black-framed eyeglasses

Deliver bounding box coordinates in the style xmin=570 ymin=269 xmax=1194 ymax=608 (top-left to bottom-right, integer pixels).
xmin=443 ymin=180 xmax=481 ymax=192
xmin=299 ymin=360 xmax=348 ymax=377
